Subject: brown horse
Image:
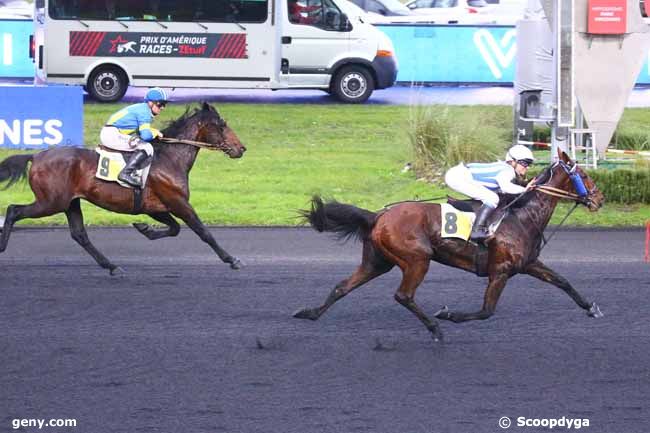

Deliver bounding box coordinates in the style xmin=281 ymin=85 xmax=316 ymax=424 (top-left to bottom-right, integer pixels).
xmin=0 ymin=102 xmax=246 ymax=274
xmin=295 ymin=150 xmax=605 ymax=341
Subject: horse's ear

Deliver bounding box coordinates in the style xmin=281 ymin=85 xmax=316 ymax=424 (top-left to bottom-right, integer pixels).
xmin=201 ymin=101 xmax=211 ymax=112
xmin=557 ymin=147 xmax=571 ymax=164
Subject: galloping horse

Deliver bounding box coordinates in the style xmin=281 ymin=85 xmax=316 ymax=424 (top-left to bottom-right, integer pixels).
xmin=0 ymin=102 xmax=246 ymax=274
xmin=295 ymin=150 xmax=605 ymax=341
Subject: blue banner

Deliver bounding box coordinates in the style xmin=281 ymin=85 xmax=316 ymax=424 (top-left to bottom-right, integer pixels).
xmin=377 ymin=25 xmax=517 ymax=84
xmin=0 ymin=86 xmax=84 ymax=149
xmin=640 ymin=53 xmax=650 ymax=85
xmin=377 ymin=24 xmax=650 ymax=85
xmin=0 ymin=19 xmax=34 ymax=78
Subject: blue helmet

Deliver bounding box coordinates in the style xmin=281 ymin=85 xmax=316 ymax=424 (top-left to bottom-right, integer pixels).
xmin=144 ymin=87 xmax=168 ymax=103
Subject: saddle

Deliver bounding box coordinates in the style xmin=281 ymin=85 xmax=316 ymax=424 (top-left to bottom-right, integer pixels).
xmin=95 ymin=146 xmax=152 ymax=189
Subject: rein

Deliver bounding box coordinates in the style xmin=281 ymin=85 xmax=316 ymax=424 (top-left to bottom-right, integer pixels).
xmin=381 ymin=196 xmax=448 ymax=210
xmin=159 ymin=137 xmax=229 ymax=151
xmin=534 ymin=185 xmax=582 ymax=201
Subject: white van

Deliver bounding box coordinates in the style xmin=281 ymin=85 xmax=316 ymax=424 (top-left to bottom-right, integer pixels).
xmin=32 ymin=0 xmax=397 ymax=103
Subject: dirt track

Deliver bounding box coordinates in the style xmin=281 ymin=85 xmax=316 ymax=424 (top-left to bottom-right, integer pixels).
xmin=1 ymin=227 xmax=648 ymax=433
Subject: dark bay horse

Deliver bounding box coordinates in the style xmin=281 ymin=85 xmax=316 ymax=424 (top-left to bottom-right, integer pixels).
xmin=295 ymin=150 xmax=605 ymax=341
xmin=0 ymin=102 xmax=245 ymax=274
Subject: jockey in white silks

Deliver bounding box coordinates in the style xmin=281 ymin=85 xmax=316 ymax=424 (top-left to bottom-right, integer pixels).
xmin=445 ymin=144 xmax=536 ymax=243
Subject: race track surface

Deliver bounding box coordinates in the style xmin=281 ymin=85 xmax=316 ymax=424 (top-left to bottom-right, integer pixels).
xmin=1 ymin=227 xmax=648 ymax=433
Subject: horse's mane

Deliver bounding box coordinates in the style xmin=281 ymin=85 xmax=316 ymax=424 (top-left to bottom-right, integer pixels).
xmin=154 ymin=102 xmax=225 ymax=152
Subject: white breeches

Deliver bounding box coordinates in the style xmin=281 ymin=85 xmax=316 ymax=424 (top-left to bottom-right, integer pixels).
xmin=100 ymin=126 xmax=154 ymax=157
xmin=444 ymin=163 xmax=499 ymax=208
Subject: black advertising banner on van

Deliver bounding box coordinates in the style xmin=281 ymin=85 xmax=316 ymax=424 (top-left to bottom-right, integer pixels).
xmin=69 ymin=32 xmax=248 ymax=58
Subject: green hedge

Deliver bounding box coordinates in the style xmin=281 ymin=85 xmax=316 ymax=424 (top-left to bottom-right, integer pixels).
xmin=588 ymin=169 xmax=650 ymax=204
xmin=529 ymin=167 xmax=650 ymax=204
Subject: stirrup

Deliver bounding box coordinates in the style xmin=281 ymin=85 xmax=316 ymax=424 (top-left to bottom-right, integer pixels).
xmin=118 ymin=172 xmax=142 ymax=188
xmin=470 ymin=229 xmax=489 ymax=243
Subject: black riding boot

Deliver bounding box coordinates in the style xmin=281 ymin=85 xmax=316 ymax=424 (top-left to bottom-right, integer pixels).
xmin=118 ymin=150 xmax=149 ymax=188
xmin=470 ymin=204 xmax=494 ymax=243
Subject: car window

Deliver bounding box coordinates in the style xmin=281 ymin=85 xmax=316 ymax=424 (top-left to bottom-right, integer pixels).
xmin=378 ymin=0 xmax=411 ymax=14
xmin=432 ymin=0 xmax=458 ymax=7
xmin=365 ymin=0 xmax=386 ymax=13
xmin=413 ymin=0 xmax=435 ymax=7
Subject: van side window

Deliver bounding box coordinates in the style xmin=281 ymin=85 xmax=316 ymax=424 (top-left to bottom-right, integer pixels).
xmin=48 ymin=0 xmax=268 ymax=23
xmin=288 ymin=0 xmax=346 ymax=31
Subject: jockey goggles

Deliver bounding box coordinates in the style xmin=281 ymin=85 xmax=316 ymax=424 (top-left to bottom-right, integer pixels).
xmin=517 ymin=158 xmax=533 ymax=168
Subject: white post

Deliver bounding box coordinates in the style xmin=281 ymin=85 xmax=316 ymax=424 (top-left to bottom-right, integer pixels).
xmin=551 ymin=0 xmax=575 ymax=161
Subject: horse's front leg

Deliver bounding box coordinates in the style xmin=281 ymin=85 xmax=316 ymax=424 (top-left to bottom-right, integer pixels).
xmin=166 ymin=199 xmax=241 ymax=270
xmin=435 ymin=274 xmax=509 ymax=323
xmin=524 ymin=259 xmax=603 ymax=318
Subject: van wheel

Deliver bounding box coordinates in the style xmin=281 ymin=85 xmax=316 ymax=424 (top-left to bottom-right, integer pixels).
xmin=332 ymin=65 xmax=374 ymax=103
xmin=87 ymin=66 xmax=128 ymax=102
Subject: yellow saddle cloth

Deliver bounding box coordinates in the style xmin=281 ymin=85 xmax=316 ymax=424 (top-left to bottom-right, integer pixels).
xmin=440 ymin=203 xmax=476 ymax=241
xmin=95 ymin=148 xmax=151 ymax=189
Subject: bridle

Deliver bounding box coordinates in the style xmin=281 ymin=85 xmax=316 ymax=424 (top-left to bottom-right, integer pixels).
xmin=532 ymin=161 xmax=597 ymax=208
xmin=510 ymin=160 xmax=600 ymax=253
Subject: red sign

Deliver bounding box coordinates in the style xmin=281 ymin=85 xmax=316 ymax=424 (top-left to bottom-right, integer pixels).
xmin=587 ymin=0 xmax=627 ymax=34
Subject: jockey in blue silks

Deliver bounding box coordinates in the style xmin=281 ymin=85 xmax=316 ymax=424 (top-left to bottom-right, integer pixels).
xmin=99 ymin=87 xmax=168 ymax=188
xmin=445 ymin=144 xmax=535 ymax=243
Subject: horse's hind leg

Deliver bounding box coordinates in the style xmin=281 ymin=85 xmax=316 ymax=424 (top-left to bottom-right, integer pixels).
xmin=0 ymin=201 xmax=59 ymax=253
xmin=392 ymin=259 xmax=444 ymax=342
xmin=65 ymin=199 xmax=119 ymax=275
xmin=435 ymin=274 xmax=508 ymax=323
xmin=133 ymin=212 xmax=180 ymax=240
xmin=167 ymin=199 xmax=241 ymax=269
xmin=293 ymin=241 xmax=394 ymax=321
xmin=524 ymin=259 xmax=603 ymax=318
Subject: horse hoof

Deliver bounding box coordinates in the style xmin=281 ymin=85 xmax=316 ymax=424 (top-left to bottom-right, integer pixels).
xmin=133 ymin=223 xmax=149 ymax=233
xmin=229 ymin=258 xmax=242 ymax=270
xmin=588 ymin=302 xmax=604 ymax=318
xmin=110 ymin=266 xmax=126 ymax=276
xmin=293 ymin=308 xmax=317 ymax=321
xmin=434 ymin=305 xmax=450 ymax=319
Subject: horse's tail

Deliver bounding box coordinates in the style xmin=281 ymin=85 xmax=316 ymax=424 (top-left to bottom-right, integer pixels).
xmin=0 ymin=154 xmax=33 ymax=189
xmin=301 ymin=195 xmax=378 ymax=242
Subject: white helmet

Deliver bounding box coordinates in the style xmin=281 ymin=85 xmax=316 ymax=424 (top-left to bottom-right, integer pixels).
xmin=505 ymin=144 xmax=535 ymax=166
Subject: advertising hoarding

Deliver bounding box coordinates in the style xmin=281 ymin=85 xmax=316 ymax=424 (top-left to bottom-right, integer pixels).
xmin=0 ymin=86 xmax=83 ymax=149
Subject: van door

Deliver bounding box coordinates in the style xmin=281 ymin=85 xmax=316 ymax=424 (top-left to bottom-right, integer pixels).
xmin=282 ymin=0 xmax=351 ymax=87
